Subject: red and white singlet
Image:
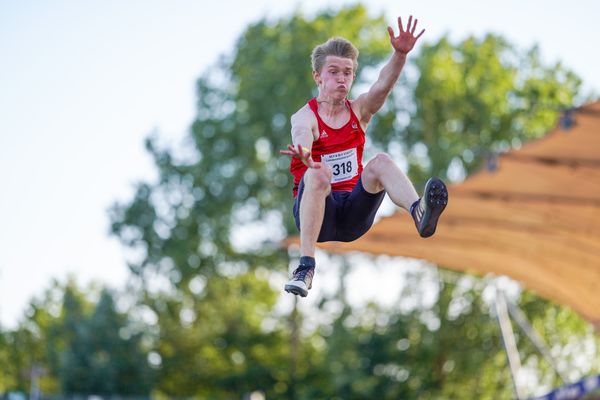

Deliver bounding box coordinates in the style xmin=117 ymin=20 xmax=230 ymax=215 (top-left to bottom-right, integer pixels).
xmin=290 ymin=97 xmax=366 ymax=197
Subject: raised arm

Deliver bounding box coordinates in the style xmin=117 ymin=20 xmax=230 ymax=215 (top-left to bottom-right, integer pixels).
xmin=280 ymin=106 xmax=321 ymax=169
xmin=354 ymin=15 xmax=424 ymax=124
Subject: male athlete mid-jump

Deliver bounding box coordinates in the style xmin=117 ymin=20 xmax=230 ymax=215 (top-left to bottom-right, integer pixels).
xmin=280 ymin=15 xmax=448 ymax=297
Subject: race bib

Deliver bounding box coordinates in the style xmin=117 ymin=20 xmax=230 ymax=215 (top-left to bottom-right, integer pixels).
xmin=321 ymin=148 xmax=358 ymax=183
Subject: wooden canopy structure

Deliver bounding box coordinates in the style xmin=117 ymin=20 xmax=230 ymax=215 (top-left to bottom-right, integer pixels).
xmin=320 ymin=101 xmax=600 ymax=328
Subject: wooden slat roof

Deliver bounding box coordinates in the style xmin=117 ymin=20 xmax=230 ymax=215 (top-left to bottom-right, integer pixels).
xmin=319 ymin=101 xmax=600 ymax=327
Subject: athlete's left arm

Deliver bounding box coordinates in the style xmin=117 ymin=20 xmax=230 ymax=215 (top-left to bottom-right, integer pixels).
xmin=354 ymin=15 xmax=424 ymax=124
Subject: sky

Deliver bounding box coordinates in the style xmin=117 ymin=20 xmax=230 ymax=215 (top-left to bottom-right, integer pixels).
xmin=1 ymin=0 xmax=599 ymax=329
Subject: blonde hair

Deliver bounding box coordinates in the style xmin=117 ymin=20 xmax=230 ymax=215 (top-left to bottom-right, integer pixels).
xmin=311 ymin=37 xmax=359 ymax=73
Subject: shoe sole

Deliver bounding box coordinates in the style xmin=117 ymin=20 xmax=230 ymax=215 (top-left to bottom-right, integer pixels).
xmin=419 ymin=177 xmax=448 ymax=238
xmin=284 ymin=284 xmax=308 ymax=297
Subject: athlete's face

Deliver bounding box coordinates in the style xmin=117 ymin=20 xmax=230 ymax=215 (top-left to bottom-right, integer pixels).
xmin=314 ymin=56 xmax=355 ymax=100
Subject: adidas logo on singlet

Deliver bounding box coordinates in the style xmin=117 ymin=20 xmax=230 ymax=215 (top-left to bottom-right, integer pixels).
xmin=320 ymin=130 xmax=329 ymax=139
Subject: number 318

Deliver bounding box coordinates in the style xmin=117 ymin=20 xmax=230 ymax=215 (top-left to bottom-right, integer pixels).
xmin=332 ymin=161 xmax=352 ymax=176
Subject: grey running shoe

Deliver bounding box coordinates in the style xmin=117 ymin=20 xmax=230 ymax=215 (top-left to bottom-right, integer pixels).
xmin=284 ymin=265 xmax=315 ymax=297
xmin=411 ymin=177 xmax=448 ymax=238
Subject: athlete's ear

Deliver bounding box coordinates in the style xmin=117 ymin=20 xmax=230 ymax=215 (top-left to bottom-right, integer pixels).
xmin=312 ymin=70 xmax=321 ymax=86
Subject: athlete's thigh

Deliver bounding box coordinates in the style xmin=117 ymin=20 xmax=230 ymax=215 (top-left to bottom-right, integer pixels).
xmin=337 ymin=178 xmax=385 ymax=241
xmin=293 ymin=175 xmax=340 ymax=242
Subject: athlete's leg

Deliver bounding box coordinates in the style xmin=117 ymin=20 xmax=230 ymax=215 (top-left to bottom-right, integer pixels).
xmin=299 ymin=164 xmax=332 ymax=257
xmin=286 ymin=164 xmax=332 ymax=297
xmin=336 ymin=177 xmax=386 ymax=242
xmin=361 ymin=153 xmax=448 ymax=238
xmin=361 ymin=153 xmax=418 ymax=210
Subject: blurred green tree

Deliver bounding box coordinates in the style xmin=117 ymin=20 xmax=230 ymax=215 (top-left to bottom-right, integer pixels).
xmin=372 ymin=34 xmax=582 ymax=184
xmin=58 ymin=285 xmax=152 ymax=396
xmin=0 ymin=326 xmax=38 ymax=393
xmin=0 ymin=5 xmax=596 ymax=400
xmin=0 ymin=280 xmax=152 ymax=397
xmin=109 ymin=5 xmax=392 ymax=398
xmin=86 ymin=289 xmax=152 ymax=396
xmin=104 ymin=4 xmax=595 ymax=400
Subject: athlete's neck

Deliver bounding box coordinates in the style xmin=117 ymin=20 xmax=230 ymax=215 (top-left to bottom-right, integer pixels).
xmin=316 ymin=97 xmax=346 ymax=106
xmin=316 ymin=96 xmax=348 ymax=118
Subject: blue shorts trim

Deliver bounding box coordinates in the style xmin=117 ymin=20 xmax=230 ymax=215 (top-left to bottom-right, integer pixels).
xmin=293 ymin=176 xmax=386 ymax=242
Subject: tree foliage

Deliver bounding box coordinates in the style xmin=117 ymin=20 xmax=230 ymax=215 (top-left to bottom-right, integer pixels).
xmin=108 ymin=4 xmax=596 ymax=399
xmin=1 ymin=5 xmax=598 ymax=399
xmin=405 ymin=35 xmax=580 ymax=182
xmin=0 ymin=280 xmax=152 ymax=397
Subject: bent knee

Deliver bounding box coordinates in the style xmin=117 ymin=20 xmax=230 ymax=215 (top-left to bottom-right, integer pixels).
xmin=372 ymin=152 xmax=394 ymax=167
xmin=304 ymin=165 xmax=332 ymax=191
xmin=364 ymin=153 xmax=394 ymax=177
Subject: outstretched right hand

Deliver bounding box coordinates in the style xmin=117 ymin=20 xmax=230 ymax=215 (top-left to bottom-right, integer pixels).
xmin=280 ymin=144 xmax=321 ymax=169
xmin=387 ymin=15 xmax=425 ymax=55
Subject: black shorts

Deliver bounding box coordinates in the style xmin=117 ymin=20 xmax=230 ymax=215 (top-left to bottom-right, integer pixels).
xmin=293 ymin=176 xmax=386 ymax=243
